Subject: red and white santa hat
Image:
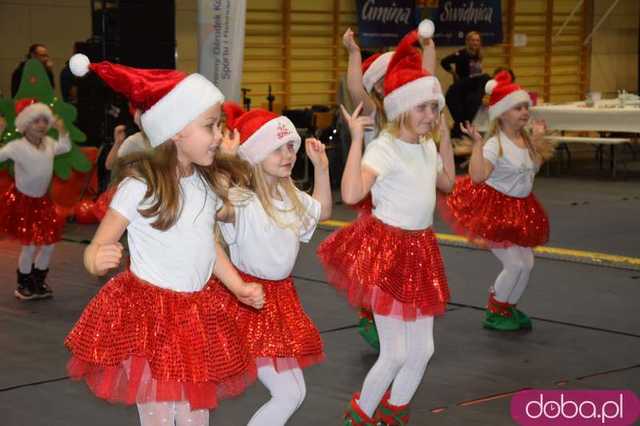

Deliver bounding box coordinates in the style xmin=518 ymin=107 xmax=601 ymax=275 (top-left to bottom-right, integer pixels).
xmin=14 ymin=98 xmax=54 ymax=133
xmin=485 ymin=70 xmax=531 ymax=121
xmin=383 ymin=30 xmax=444 ymax=121
xmin=69 ymin=54 xmax=224 ymax=147
xmin=362 ymin=51 xmax=394 ymax=93
xmin=223 ymin=102 xmax=301 ymax=166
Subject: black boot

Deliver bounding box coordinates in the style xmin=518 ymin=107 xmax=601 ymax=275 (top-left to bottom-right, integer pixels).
xmin=32 ymin=267 xmax=53 ymax=299
xmin=14 ymin=270 xmax=37 ymax=300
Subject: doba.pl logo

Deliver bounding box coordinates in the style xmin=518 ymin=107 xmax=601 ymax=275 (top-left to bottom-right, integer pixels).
xmin=511 ymin=390 xmax=640 ymax=425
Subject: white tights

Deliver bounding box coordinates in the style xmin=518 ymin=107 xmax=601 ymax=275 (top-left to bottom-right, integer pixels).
xmin=248 ymin=361 xmax=306 ymax=426
xmin=357 ymin=314 xmax=435 ymax=417
xmin=490 ymin=246 xmax=535 ymax=305
xmin=136 ymin=401 xmax=209 ymax=426
xmin=18 ymin=244 xmax=55 ymax=273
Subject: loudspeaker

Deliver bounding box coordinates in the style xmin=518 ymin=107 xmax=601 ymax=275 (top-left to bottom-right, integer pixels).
xmin=91 ymin=0 xmax=175 ymax=68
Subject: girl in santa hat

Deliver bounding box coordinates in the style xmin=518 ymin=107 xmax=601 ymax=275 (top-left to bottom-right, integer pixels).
xmin=64 ymin=55 xmax=265 ymax=426
xmin=318 ymin=29 xmax=455 ymax=425
xmin=0 ymin=99 xmax=70 ymax=300
xmin=341 ymin=20 xmax=437 ymax=352
xmin=342 ymin=20 xmax=437 ymax=146
xmin=209 ymin=102 xmax=331 ymax=425
xmin=442 ymin=70 xmax=553 ymax=332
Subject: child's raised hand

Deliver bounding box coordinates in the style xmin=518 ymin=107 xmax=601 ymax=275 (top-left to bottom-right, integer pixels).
xmin=342 ymin=28 xmax=359 ymax=53
xmin=420 ymin=35 xmax=435 ymax=49
xmin=460 ymin=121 xmax=483 ymax=145
xmin=53 ymin=116 xmax=68 ymax=136
xmin=340 ymin=102 xmax=374 ymax=145
xmin=531 ymin=119 xmax=547 ymax=140
xmin=305 ymin=138 xmax=329 ymax=171
xmin=113 ymin=125 xmax=126 ymax=146
xmin=236 ymin=282 xmax=265 ymax=310
xmin=220 ymin=128 xmax=240 ymax=156
xmin=92 ymin=242 xmax=124 ymax=276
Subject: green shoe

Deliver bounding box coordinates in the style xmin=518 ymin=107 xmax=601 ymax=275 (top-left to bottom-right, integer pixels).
xmin=344 ymin=393 xmax=378 ymax=426
xmin=483 ymin=310 xmax=520 ymax=331
xmin=357 ymin=309 xmax=380 ymax=352
xmin=509 ymin=307 xmax=532 ymax=329
xmin=375 ymin=393 xmax=410 ymax=425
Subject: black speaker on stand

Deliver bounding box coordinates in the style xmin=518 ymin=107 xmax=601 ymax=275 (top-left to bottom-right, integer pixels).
xmin=79 ymin=0 xmax=176 ymax=191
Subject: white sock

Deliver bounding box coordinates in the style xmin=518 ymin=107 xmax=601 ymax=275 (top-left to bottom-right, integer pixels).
xmin=358 ymin=314 xmax=409 ymax=417
xmin=34 ymin=244 xmax=55 ymax=270
xmin=507 ymin=246 xmax=534 ymax=304
xmin=137 ymin=401 xmax=209 ymax=426
xmin=388 ymin=316 xmax=435 ymax=406
xmin=248 ymin=361 xmax=306 ymax=426
xmin=18 ymin=245 xmax=37 ymax=273
xmin=490 ymin=246 xmax=534 ymax=304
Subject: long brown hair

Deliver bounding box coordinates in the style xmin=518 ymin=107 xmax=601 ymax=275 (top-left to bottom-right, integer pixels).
xmin=114 ymin=142 xmax=252 ymax=231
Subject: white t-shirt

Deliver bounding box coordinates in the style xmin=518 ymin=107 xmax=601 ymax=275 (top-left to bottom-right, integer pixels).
xmin=110 ymin=175 xmax=220 ymax=292
xmin=219 ymin=187 xmax=321 ymax=281
xmin=117 ymin=132 xmax=148 ymax=157
xmin=483 ymin=131 xmax=538 ymax=198
xmin=0 ymin=135 xmax=71 ymax=197
xmin=362 ymin=132 xmax=443 ymax=230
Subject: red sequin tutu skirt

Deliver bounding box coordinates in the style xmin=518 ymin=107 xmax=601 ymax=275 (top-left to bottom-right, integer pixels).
xmin=0 ymin=185 xmax=63 ymax=245
xmin=65 ymin=270 xmax=256 ymax=410
xmin=92 ymin=186 xmax=117 ymax=221
xmin=212 ymin=271 xmax=324 ymax=372
xmin=347 ymin=193 xmax=374 ymax=217
xmin=317 ymin=214 xmax=449 ymax=321
xmin=440 ymin=176 xmax=549 ymax=248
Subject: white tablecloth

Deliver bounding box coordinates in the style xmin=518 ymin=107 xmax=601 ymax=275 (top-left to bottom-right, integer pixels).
xmin=531 ymin=100 xmax=640 ymax=133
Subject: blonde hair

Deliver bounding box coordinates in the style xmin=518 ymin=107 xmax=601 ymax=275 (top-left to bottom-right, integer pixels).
xmin=250 ymin=164 xmax=314 ymax=234
xmin=488 ymin=119 xmax=555 ymax=162
xmin=370 ymin=90 xmax=388 ymax=130
xmin=465 ymin=31 xmax=483 ymax=58
xmin=115 ymin=141 xmax=252 ymax=231
xmin=385 ymin=110 xmax=440 ymax=143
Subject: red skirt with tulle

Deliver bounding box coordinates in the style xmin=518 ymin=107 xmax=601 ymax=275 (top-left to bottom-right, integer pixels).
xmin=317 ymin=214 xmax=449 ymax=321
xmin=211 ymin=271 xmax=324 ymax=372
xmin=92 ymin=186 xmax=117 ymax=221
xmin=347 ymin=193 xmax=374 ymax=217
xmin=440 ymin=176 xmax=549 ymax=248
xmin=65 ymin=270 xmax=256 ymax=410
xmin=0 ymin=185 xmax=63 ymax=245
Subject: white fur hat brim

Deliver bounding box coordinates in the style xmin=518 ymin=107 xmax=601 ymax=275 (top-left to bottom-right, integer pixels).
xmin=15 ymin=103 xmax=54 ymax=133
xmin=238 ymin=116 xmax=301 ymax=165
xmin=488 ymin=90 xmax=531 ymax=121
xmin=140 ymin=73 xmax=225 ymax=147
xmin=363 ymin=52 xmax=394 ymax=93
xmin=383 ymin=76 xmax=445 ymax=121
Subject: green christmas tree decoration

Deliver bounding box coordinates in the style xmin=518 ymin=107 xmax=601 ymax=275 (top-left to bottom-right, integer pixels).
xmin=0 ymin=59 xmax=91 ymax=179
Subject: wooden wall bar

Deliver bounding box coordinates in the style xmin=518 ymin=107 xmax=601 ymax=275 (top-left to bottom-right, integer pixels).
xmin=241 ymin=0 xmax=591 ymax=110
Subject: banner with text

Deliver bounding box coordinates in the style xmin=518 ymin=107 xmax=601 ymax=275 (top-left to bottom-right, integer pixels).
xmin=424 ymin=0 xmax=503 ymax=46
xmin=356 ymin=0 xmax=419 ymax=48
xmin=198 ymin=0 xmax=246 ymax=102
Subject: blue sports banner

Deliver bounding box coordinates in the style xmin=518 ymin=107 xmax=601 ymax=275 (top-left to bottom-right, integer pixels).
xmin=423 ymin=0 xmax=503 ymax=46
xmin=356 ymin=0 xmax=419 ymax=48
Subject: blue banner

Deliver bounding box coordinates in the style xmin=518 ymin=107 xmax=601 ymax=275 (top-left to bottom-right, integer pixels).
xmin=425 ymin=0 xmax=503 ymax=46
xmin=356 ymin=0 xmax=419 ymax=48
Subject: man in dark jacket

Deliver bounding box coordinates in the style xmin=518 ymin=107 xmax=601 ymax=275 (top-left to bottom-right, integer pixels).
xmin=11 ymin=44 xmax=55 ymax=97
